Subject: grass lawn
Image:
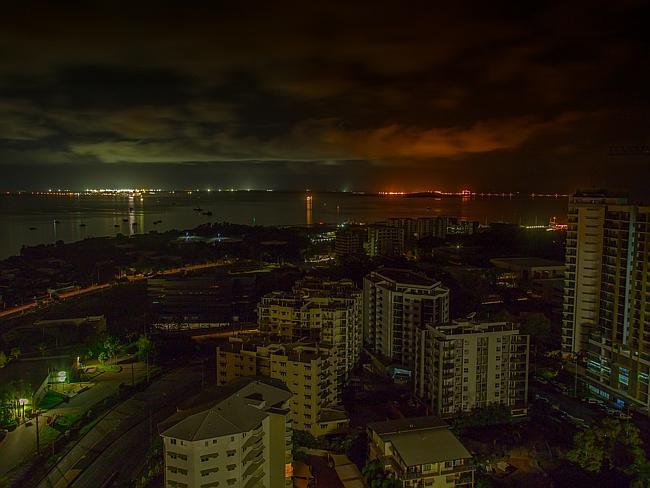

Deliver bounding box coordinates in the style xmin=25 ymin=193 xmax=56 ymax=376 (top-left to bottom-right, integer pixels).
xmin=54 ymin=413 xmax=82 ymax=430
xmin=97 ymin=364 xmax=122 ymax=373
xmin=38 ymin=391 xmax=66 ymax=410
xmin=40 ymin=426 xmax=61 ymax=445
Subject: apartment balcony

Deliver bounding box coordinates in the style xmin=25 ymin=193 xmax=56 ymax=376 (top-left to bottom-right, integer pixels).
xmin=243 ymin=444 xmax=265 ymax=465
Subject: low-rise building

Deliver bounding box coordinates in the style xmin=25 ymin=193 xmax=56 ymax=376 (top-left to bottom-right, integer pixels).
xmin=367 ymin=416 xmax=474 ymax=487
xmin=414 ymin=321 xmax=529 ymax=417
xmin=217 ymin=338 xmax=348 ymax=437
xmin=490 ymin=257 xmax=565 ymax=287
xmin=159 ymin=377 xmax=293 ymax=488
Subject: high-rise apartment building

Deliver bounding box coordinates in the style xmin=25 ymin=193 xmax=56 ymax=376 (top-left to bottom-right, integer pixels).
xmin=160 ymin=378 xmax=293 ymax=488
xmin=562 ymin=191 xmax=629 ymax=353
xmin=564 ymin=191 xmax=650 ymax=412
xmin=414 ymin=321 xmax=529 ymax=417
xmin=416 ymin=216 xmax=448 ymax=240
xmin=363 ymin=268 xmax=450 ymax=368
xmin=366 ymin=223 xmax=405 ymax=257
xmin=216 ymin=339 xmax=348 ymax=437
xmin=334 ymin=226 xmax=367 ymax=260
xmin=257 ymin=278 xmax=362 ymax=386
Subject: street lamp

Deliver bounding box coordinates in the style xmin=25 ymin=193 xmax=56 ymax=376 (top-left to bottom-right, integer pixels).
xmin=18 ymin=398 xmax=28 ymax=419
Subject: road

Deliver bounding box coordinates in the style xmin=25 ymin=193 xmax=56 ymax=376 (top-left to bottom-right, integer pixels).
xmin=36 ymin=364 xmax=203 ymax=488
xmin=0 ymin=259 xmax=233 ymax=320
xmin=0 ymin=362 xmax=148 ymax=479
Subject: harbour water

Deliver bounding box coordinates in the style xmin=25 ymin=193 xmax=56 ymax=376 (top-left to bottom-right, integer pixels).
xmin=0 ymin=192 xmax=567 ymax=259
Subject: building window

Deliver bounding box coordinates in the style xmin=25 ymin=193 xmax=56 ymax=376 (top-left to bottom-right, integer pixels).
xmin=227 ymin=464 xmax=237 ymax=471
xmin=170 ymin=438 xmax=177 ymax=445
xmin=619 ymin=367 xmax=629 ymax=386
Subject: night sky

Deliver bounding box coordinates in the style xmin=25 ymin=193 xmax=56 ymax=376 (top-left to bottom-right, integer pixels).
xmin=1 ymin=2 xmax=648 ymax=193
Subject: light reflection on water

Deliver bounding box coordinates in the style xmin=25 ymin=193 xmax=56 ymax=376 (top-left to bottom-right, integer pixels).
xmin=0 ymin=192 xmax=567 ymax=259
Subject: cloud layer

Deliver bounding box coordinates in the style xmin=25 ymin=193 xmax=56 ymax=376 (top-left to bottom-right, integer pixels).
xmin=0 ymin=1 xmax=648 ymax=192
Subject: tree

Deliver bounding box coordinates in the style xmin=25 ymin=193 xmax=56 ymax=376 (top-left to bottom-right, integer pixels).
xmin=103 ymin=336 xmax=120 ymax=364
xmin=568 ymin=419 xmax=646 ymax=478
xmin=363 ymin=460 xmax=402 ymax=488
xmin=521 ymin=313 xmax=551 ymax=346
xmin=0 ymin=351 xmax=7 ymax=368
xmin=136 ymin=335 xmax=152 ymax=362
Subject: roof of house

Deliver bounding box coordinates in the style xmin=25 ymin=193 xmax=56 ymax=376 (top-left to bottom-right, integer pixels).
xmin=386 ymin=428 xmax=471 ymax=466
xmin=368 ymin=416 xmax=471 ymax=466
xmin=160 ymin=377 xmax=291 ymax=441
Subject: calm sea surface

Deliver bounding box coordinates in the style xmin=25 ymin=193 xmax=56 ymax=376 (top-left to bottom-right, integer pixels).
xmin=0 ymin=192 xmax=568 ymax=259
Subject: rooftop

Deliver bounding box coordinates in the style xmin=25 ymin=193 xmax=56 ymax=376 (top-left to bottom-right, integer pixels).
xmin=368 ymin=416 xmax=471 ymax=466
xmin=160 ymin=377 xmax=291 ymax=441
xmin=490 ymin=257 xmax=565 ymax=269
xmin=370 ymin=268 xmax=439 ymax=287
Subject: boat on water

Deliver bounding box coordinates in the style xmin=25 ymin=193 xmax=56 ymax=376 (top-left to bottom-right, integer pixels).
xmin=193 ymin=207 xmax=203 ymax=212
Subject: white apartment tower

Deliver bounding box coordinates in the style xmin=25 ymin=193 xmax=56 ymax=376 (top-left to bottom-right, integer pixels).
xmin=160 ymin=378 xmax=293 ymax=488
xmin=414 ymin=321 xmax=529 ymax=417
xmin=563 ymin=191 xmax=650 ymax=413
xmin=363 ymin=268 xmax=449 ymax=368
xmin=562 ymin=191 xmax=629 ymax=353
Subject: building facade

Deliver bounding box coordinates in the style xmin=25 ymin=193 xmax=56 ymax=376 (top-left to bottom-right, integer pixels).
xmin=363 ymin=268 xmax=450 ymax=369
xmin=160 ymin=378 xmax=293 ymax=488
xmin=257 ymin=278 xmax=362 ymax=386
xmin=334 ymin=226 xmax=367 ymax=260
xmin=216 ymin=339 xmax=348 ymax=437
xmin=562 ymin=191 xmax=650 ymax=413
xmin=414 ymin=321 xmax=529 ymax=417
xmin=368 ymin=416 xmax=474 ymax=488
xmin=562 ymin=191 xmax=629 ymax=354
xmin=366 ymin=224 xmax=405 ymax=257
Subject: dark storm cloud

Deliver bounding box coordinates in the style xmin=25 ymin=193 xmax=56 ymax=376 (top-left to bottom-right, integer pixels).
xmin=0 ymin=1 xmax=648 ymax=192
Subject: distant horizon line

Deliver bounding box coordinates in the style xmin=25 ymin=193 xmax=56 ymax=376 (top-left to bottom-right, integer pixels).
xmin=1 ymin=188 xmax=572 ymax=198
